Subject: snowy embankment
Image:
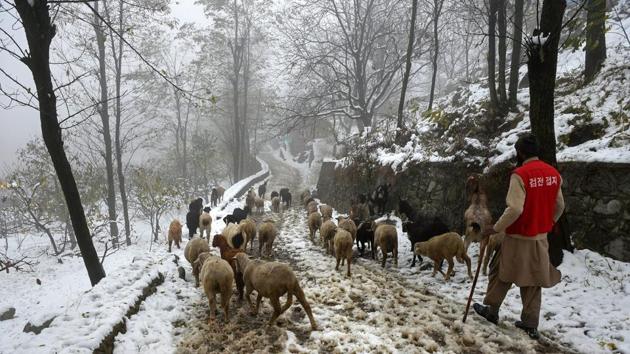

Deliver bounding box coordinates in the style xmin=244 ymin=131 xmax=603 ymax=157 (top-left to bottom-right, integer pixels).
xmin=347 ymin=7 xmax=630 ymax=172
xmin=0 ymin=164 xmax=270 ymax=354
xmin=320 ymin=201 xmax=630 ymax=353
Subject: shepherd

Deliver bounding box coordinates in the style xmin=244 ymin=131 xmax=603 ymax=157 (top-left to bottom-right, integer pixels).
xmin=472 ymin=133 xmax=565 ymax=340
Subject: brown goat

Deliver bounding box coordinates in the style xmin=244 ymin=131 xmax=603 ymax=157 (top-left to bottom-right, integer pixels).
xmin=463 ymin=175 xmax=493 ymax=254
xmin=167 ymin=219 xmax=182 ymax=252
xmin=212 ymin=234 xmax=246 ymax=300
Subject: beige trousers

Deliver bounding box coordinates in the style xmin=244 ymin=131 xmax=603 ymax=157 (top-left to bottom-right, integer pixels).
xmin=483 ymin=247 xmax=542 ymax=328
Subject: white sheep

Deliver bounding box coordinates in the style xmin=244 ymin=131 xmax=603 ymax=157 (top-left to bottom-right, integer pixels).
xmin=334 ymin=229 xmax=353 ymax=277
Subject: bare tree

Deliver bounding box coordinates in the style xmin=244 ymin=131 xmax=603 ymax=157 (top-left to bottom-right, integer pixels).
xmin=12 ymin=0 xmax=106 ymax=286
xmin=279 ymin=0 xmax=410 ymax=132
xmin=584 ymin=0 xmax=606 ymax=83
xmin=496 ymin=0 xmax=508 ymax=106
xmin=92 ymin=0 xmax=119 ymax=248
xmin=427 ymin=0 xmax=445 ymax=111
xmin=397 ymin=0 xmax=419 ymax=134
xmin=508 ymin=0 xmax=525 ymax=108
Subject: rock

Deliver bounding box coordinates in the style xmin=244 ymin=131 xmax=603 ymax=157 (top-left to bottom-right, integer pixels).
xmin=0 ymin=307 xmax=16 ymax=321
xmin=23 ymin=316 xmax=56 ymax=334
xmin=594 ymin=200 xmax=622 ymax=215
xmin=178 ymin=266 xmax=186 ymax=281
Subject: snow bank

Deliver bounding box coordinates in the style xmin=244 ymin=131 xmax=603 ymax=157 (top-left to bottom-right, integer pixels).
xmin=4 ymin=254 xmax=164 ymax=353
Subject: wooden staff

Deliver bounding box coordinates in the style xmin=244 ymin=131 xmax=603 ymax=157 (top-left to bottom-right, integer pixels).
xmin=463 ymin=239 xmax=487 ymax=323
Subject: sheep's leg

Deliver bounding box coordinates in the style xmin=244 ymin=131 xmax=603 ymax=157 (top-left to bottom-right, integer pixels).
xmin=235 ymin=274 xmax=244 ymax=300
xmin=268 ymin=297 xmax=283 ymax=326
xmin=463 ymin=253 xmax=473 ymax=279
xmin=259 ymin=241 xmax=264 ymax=258
xmin=221 ymin=289 xmax=230 ymax=322
xmin=445 ymin=258 xmax=455 ymax=281
xmin=168 ymin=240 xmax=172 ymax=253
xmin=341 ymin=256 xmax=345 ymax=266
xmin=294 ymin=285 xmax=318 ymax=331
xmin=394 ymin=248 xmax=398 ymax=267
xmin=431 ymin=260 xmax=439 ymax=277
xmin=208 ymin=292 xmax=217 ymax=324
xmin=245 ymin=285 xmax=255 ymax=313
xmin=254 ymin=293 xmax=263 ymax=315
xmin=176 ymin=240 xmax=180 ymax=249
xmin=411 ymin=245 xmax=416 ymax=267
xmin=281 ymin=292 xmax=293 ymax=313
xmin=464 ymin=236 xmax=472 ymax=255
xmin=346 ymin=256 xmax=351 ymax=277
xmin=381 ymin=250 xmax=387 ymax=268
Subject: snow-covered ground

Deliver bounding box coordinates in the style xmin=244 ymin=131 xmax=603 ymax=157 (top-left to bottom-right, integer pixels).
xmin=1 ymin=154 xmax=629 ymax=353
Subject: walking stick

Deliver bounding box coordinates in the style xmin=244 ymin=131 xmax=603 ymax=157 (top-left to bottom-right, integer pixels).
xmin=463 ymin=239 xmax=487 ymax=323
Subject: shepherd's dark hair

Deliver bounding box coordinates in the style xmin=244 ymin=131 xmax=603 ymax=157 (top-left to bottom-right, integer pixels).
xmin=515 ymin=133 xmax=539 ymax=158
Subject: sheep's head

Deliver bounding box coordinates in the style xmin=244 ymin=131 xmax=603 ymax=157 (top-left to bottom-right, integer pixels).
xmin=414 ymin=242 xmax=427 ymax=256
xmin=212 ymin=234 xmax=226 ymax=248
xmin=203 ymin=206 xmax=211 ymax=213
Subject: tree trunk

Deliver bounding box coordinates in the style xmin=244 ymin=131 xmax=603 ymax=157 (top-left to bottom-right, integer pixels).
xmin=508 ymin=0 xmax=524 ymax=108
xmin=527 ymin=0 xmax=566 ymax=166
xmin=231 ymin=0 xmax=242 ymax=181
xmin=497 ymin=0 xmax=508 ymax=106
xmin=427 ymin=0 xmax=442 ymax=111
xmin=584 ymin=0 xmax=607 ymax=83
xmin=93 ymin=0 xmax=119 ymax=248
xmin=15 ymin=0 xmax=106 ymax=286
xmin=397 ymin=0 xmax=418 ymax=137
xmin=488 ymin=0 xmax=500 ymax=113
xmin=108 ymin=0 xmax=131 ymax=245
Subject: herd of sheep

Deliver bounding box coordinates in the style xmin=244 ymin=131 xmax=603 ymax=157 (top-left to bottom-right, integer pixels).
xmin=164 ymin=174 xmax=503 ymax=331
xmin=166 ymin=185 xmax=316 ymax=330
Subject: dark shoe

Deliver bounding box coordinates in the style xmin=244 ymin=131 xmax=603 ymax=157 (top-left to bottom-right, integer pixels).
xmin=515 ymin=321 xmax=540 ymax=339
xmin=473 ymin=303 xmax=498 ymax=325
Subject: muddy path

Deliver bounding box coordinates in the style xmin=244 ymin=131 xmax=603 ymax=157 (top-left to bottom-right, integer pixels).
xmin=176 ymin=154 xmax=576 ymax=353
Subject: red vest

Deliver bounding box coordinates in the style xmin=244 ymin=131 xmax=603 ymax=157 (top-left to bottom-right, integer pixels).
xmin=506 ymin=160 xmax=561 ymax=237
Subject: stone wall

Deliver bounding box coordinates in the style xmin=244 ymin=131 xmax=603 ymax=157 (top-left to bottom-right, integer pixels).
xmin=316 ymin=160 xmax=630 ymax=262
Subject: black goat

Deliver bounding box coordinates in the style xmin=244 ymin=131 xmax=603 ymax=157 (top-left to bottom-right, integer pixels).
xmin=403 ymin=216 xmax=450 ymax=267
xmin=258 ymin=181 xmax=267 ymax=199
xmin=356 ymin=220 xmax=375 ymax=258
xmin=223 ymin=206 xmax=251 ymax=225
xmin=186 ymin=198 xmax=204 ymax=239
xmin=210 ymin=188 xmax=219 ymax=207
xmin=397 ymin=198 xmax=417 ymax=222
xmin=279 ymin=188 xmax=291 ymax=207
xmin=369 ymin=184 xmax=390 ymax=216
xmin=270 ymin=191 xmax=279 ymax=200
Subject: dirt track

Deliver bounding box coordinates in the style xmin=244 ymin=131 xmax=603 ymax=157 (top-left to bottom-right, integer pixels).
xmin=175 ymin=152 xmax=576 ymax=354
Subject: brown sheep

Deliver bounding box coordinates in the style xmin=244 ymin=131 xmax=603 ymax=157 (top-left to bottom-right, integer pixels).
xmin=239 ymin=218 xmax=257 ymax=252
xmin=258 ymin=220 xmax=277 ymax=258
xmin=254 ymin=197 xmax=265 ymax=214
xmin=307 ymin=212 xmax=322 ymax=241
xmin=167 ymin=219 xmax=182 ymax=252
xmin=216 ymin=186 xmax=225 ymax=202
xmin=414 ymin=232 xmax=473 ymax=281
xmin=300 ymin=190 xmax=311 ymax=204
xmin=199 ymin=211 xmax=212 ymax=241
xmin=271 ymin=197 xmax=281 ymax=213
xmin=483 ymin=232 xmax=505 ymax=276
xmin=235 ymin=253 xmax=317 ymax=330
xmin=463 ymin=175 xmax=493 ymax=254
xmin=184 ymin=238 xmax=211 ymax=286
xmin=373 ymin=223 xmax=398 ymax=268
xmin=306 ymin=201 xmax=318 ymax=214
xmin=334 ymin=229 xmax=353 ymax=277
xmin=319 ymin=204 xmax=333 ymax=220
xmin=338 ymin=217 xmax=357 ymax=241
xmin=199 ymin=254 xmax=234 ymax=323
xmin=319 ymin=219 xmax=337 ymax=254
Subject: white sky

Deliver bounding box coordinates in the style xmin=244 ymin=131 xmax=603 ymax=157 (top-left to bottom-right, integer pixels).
xmin=0 ymin=1 xmax=206 ymax=173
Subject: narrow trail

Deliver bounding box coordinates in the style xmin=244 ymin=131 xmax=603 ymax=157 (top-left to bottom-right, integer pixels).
xmin=175 ymin=154 xmax=576 ymax=353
